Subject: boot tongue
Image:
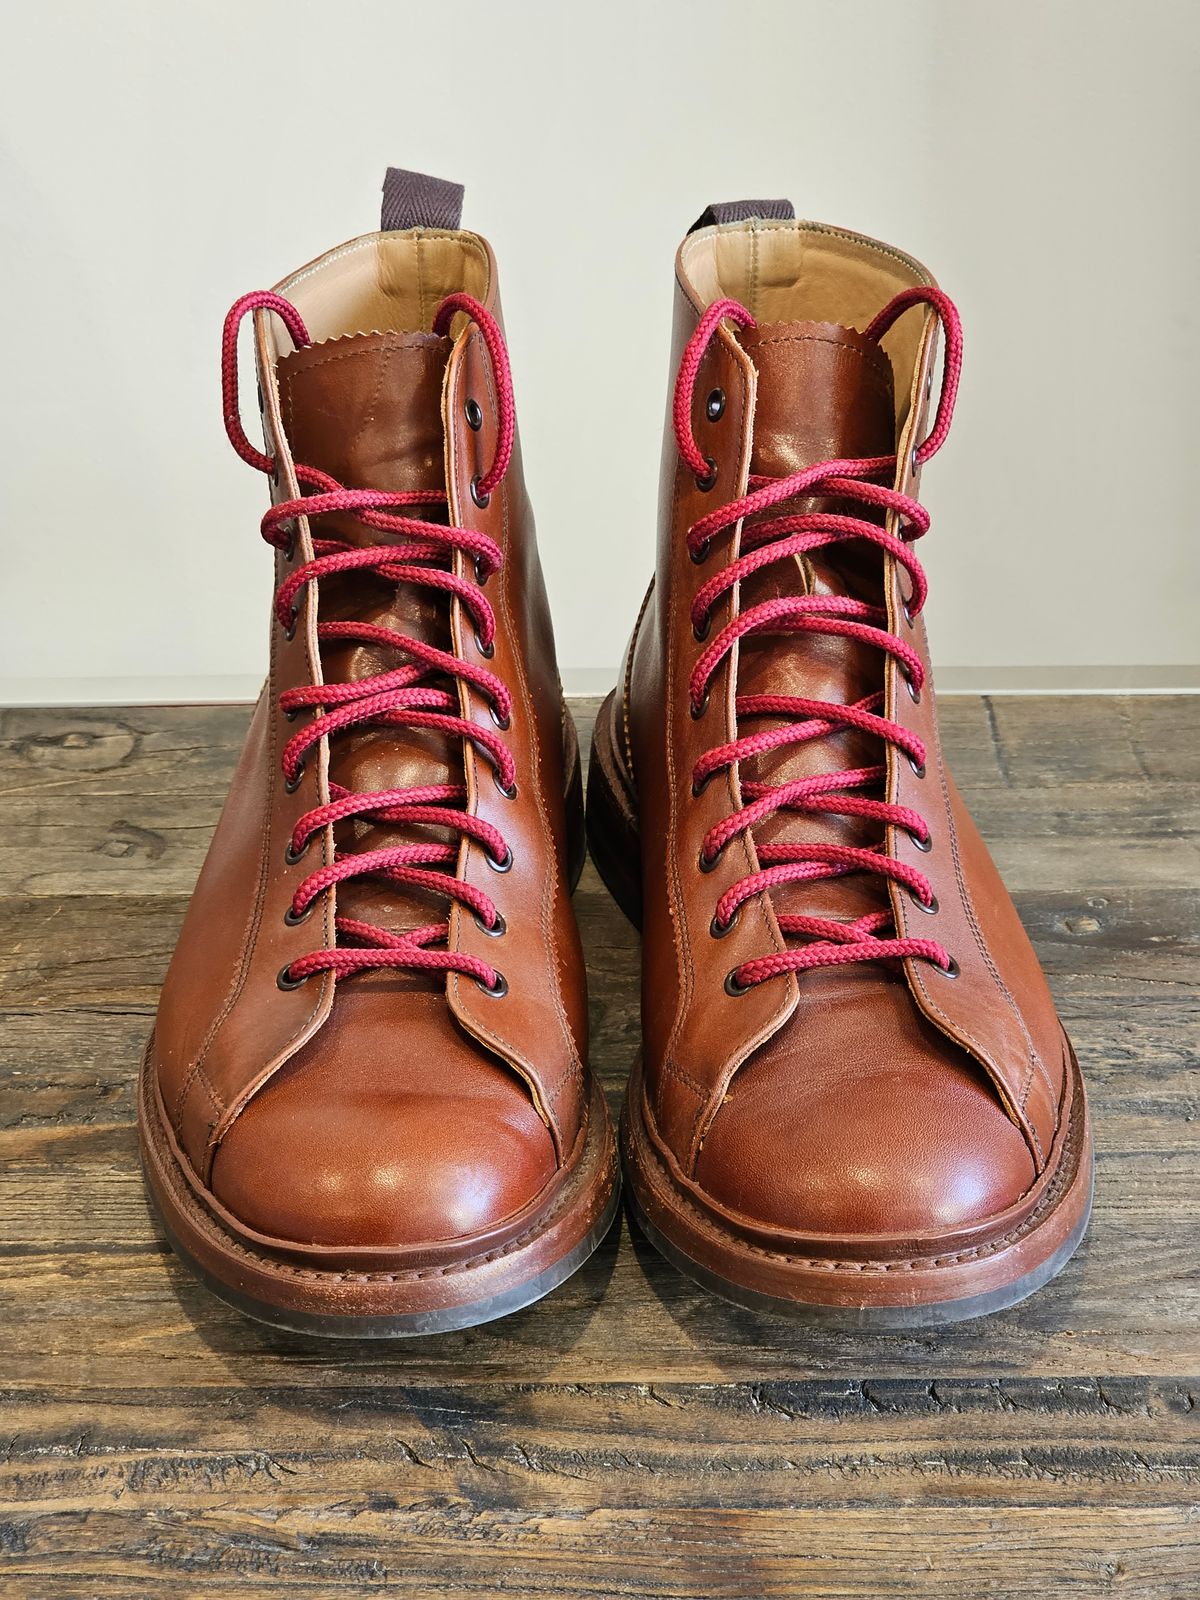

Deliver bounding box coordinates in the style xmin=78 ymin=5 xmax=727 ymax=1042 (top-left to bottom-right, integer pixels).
xmin=734 ymin=321 xmax=897 ymax=925
xmin=276 ymin=330 xmax=459 ymax=940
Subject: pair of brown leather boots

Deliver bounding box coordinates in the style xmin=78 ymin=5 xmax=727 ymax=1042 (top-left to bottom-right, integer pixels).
xmin=140 ymin=169 xmax=1092 ymax=1336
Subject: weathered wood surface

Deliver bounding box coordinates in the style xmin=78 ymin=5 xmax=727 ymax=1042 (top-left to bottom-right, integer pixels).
xmin=0 ymin=695 xmax=1197 ymax=1598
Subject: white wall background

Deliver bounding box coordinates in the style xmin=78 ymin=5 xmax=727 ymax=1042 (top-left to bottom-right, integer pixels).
xmin=2 ymin=0 xmax=1196 ymax=703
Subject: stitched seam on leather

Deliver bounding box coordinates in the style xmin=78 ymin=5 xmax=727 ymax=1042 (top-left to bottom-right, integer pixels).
xmin=661 ymin=450 xmax=700 ymax=1110
xmin=277 ymin=232 xmax=491 ymax=301
xmin=637 ymin=1075 xmax=1082 ymax=1272
xmin=172 ymin=690 xmax=274 ymax=1135
xmin=747 ymin=330 xmax=894 ymax=402
xmin=905 ymin=688 xmax=1049 ymax=1166
xmin=180 ymin=372 xmax=336 ymax=1145
xmin=444 ymin=343 xmax=581 ymax=1119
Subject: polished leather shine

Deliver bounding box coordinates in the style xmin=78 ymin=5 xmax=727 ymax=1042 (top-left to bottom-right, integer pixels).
xmin=140 ymin=175 xmax=617 ymax=1335
xmin=589 ymin=210 xmax=1092 ymax=1321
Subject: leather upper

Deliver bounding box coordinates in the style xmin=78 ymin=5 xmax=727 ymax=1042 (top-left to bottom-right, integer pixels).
xmin=153 ymin=224 xmax=587 ymax=1251
xmin=622 ymin=217 xmax=1070 ymax=1240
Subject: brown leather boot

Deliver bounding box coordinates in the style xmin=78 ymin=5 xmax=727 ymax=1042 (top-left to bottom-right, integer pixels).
xmin=140 ymin=169 xmax=618 ymax=1335
xmin=588 ymin=198 xmax=1092 ymax=1325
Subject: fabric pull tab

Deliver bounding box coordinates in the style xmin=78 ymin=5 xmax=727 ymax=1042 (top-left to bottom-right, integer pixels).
xmin=689 ymin=198 xmax=796 ymax=232
xmin=381 ymin=167 xmax=465 ymax=232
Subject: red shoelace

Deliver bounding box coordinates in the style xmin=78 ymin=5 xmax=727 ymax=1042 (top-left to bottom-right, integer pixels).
xmin=221 ymin=290 xmax=516 ymax=995
xmin=673 ymin=287 xmax=964 ymax=994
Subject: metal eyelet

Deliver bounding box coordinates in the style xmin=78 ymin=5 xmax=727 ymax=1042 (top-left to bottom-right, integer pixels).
xmin=724 ymin=969 xmax=750 ymax=997
xmin=282 ymin=530 xmax=297 ymax=562
xmin=473 ymin=908 xmax=506 ymax=938
xmin=283 ymin=902 xmax=313 ymax=927
xmin=908 ymin=752 xmax=927 ymax=778
xmin=283 ymin=763 xmax=305 ymax=794
xmin=910 ymin=445 xmax=920 ymax=477
xmin=284 ymin=838 xmax=309 ymax=866
xmin=493 ymin=771 xmax=518 ymax=800
xmin=710 ymin=909 xmax=739 ymax=939
xmin=904 ymin=670 xmax=922 ymax=705
xmin=489 ymin=704 xmax=511 ymax=731
xmin=474 ymin=629 xmax=496 ymax=660
xmin=909 ymin=826 xmax=933 ymax=853
xmin=283 ymin=610 xmax=299 ymax=642
xmin=487 ymin=845 xmax=514 ymax=873
xmin=908 ymin=888 xmax=939 ymax=914
xmin=473 ymin=556 xmax=490 ymax=586
xmin=699 ymin=844 xmax=723 ymax=874
xmin=276 ymin=963 xmax=311 ymax=991
xmin=471 ymin=475 xmax=491 ymax=510
xmin=465 ymin=397 xmax=484 ymax=431
xmin=690 ymin=688 xmax=710 ymax=720
xmin=692 ymin=613 xmax=711 ymax=643
xmin=476 ymin=970 xmax=508 ymax=997
xmin=691 ymin=772 xmax=712 ymax=799
xmin=901 ymin=599 xmax=914 ymax=626
xmin=696 ymin=456 xmax=718 ymax=493
xmin=936 ymin=955 xmax=960 ymax=978
xmin=283 ymin=706 xmax=300 ymax=723
xmin=706 ymin=388 xmax=726 ymax=422
xmin=690 ymin=539 xmax=712 ymax=566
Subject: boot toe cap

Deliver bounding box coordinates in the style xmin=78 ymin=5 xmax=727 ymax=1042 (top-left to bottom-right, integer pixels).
xmin=694 ymin=980 xmax=1037 ymax=1242
xmin=209 ymin=990 xmax=556 ymax=1250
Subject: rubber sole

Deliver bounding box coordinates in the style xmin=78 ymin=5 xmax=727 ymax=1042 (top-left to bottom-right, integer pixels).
xmin=589 ymin=684 xmax=1094 ymax=1327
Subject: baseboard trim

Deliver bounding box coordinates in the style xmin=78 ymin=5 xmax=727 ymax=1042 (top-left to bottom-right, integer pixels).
xmin=2 ymin=664 xmax=1198 ymax=709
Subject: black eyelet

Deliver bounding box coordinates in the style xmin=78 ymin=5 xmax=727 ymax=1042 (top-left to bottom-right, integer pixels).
xmin=473 ymin=909 xmax=506 ymax=938
xmin=476 ymin=970 xmax=508 ymax=998
xmin=689 ymin=539 xmax=712 ymax=566
xmin=283 ymin=610 xmax=299 ymax=642
xmin=283 ymin=902 xmax=313 ymax=926
xmin=909 ymin=826 xmax=933 ymax=853
xmin=284 ymin=763 xmax=305 ymax=794
xmin=493 ymin=771 xmax=518 ymax=800
xmin=282 ymin=530 xmax=297 ymax=562
xmin=908 ymin=888 xmax=939 ymax=914
xmin=696 ymin=456 xmax=718 ymax=493
xmin=474 ymin=629 xmax=496 ymax=660
xmin=284 ymin=838 xmax=309 ymax=866
xmin=690 ymin=688 xmax=710 ymax=720
xmin=465 ymin=396 xmax=483 ymax=431
xmin=699 ymin=845 xmax=723 ymax=874
xmin=901 ymin=599 xmax=914 ymax=626
xmin=487 ymin=845 xmax=514 ymax=873
xmin=471 ymin=475 xmax=491 ymax=510
xmin=936 ymin=955 xmax=960 ymax=979
xmin=910 ymin=445 xmax=920 ymax=477
xmin=692 ymin=613 xmax=711 ymax=644
xmin=706 ymin=388 xmax=726 ymax=422
xmin=724 ymin=969 xmax=750 ymax=997
xmin=908 ymin=753 xmax=927 ymax=778
xmin=904 ymin=671 xmax=922 ymax=705
xmin=691 ymin=772 xmax=712 ymax=799
xmin=474 ymin=556 xmax=490 ymax=586
xmin=489 ymin=704 xmax=511 ymax=731
xmin=271 ymin=463 xmax=280 ymax=489
xmin=276 ymin=963 xmax=311 ymax=991
xmin=710 ymin=909 xmax=739 ymax=939
xmin=283 ymin=706 xmax=299 ymax=723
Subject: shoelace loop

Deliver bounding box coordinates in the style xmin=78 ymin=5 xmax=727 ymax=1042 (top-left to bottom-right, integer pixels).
xmin=675 ymin=286 xmax=964 ymax=992
xmin=221 ymin=290 xmax=517 ymax=995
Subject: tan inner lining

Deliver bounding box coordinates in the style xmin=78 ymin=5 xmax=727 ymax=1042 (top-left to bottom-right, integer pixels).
xmin=681 ymin=219 xmax=934 ymax=429
xmin=262 ymin=230 xmax=492 ymax=363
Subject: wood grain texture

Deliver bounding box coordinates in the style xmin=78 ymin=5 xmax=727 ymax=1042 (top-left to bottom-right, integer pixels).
xmin=0 ymin=695 xmax=1197 ymax=1598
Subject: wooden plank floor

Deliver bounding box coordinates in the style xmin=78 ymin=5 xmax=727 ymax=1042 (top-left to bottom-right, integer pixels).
xmin=1 ymin=694 xmax=1197 ymax=1598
